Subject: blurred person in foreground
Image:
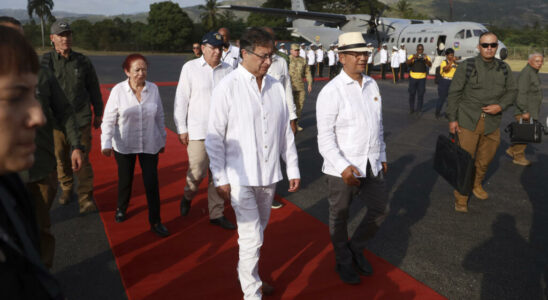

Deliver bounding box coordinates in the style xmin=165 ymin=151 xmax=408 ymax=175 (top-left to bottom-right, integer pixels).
xmin=206 ymin=27 xmax=300 ymax=299
xmin=100 ymin=54 xmax=169 ymax=237
xmin=316 ymin=32 xmax=388 ymax=285
xmin=0 ymin=16 xmax=84 ymax=269
xmin=506 ymin=53 xmax=544 ymax=166
xmin=0 ymin=25 xmax=65 ymax=300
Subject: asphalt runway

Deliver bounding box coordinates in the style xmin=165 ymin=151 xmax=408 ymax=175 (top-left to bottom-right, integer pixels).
xmin=50 ymin=55 xmax=548 ymax=300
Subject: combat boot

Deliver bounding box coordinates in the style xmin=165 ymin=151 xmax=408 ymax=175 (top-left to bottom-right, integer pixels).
xmin=454 ymin=190 xmax=468 ymax=213
xmin=472 ymin=176 xmax=488 ymax=200
xmin=512 ymin=153 xmax=531 ymax=166
xmin=58 ymin=190 xmax=72 ymax=205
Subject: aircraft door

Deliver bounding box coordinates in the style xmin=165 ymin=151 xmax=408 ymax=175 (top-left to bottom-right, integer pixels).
xmin=436 ymin=35 xmax=447 ymax=55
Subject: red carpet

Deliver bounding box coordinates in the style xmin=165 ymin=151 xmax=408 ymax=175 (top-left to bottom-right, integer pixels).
xmin=91 ymin=85 xmax=446 ymax=300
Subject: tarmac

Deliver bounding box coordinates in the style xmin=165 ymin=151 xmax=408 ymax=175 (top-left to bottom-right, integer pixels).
xmin=50 ymin=55 xmax=548 ymax=300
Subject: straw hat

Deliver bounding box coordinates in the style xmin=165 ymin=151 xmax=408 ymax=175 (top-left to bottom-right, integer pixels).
xmin=337 ymin=32 xmax=368 ymax=53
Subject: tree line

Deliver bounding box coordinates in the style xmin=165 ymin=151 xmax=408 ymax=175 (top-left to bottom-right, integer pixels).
xmin=22 ymin=0 xmax=547 ymax=53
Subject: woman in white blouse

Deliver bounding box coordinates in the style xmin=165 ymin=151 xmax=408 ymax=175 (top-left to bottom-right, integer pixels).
xmin=100 ymin=54 xmax=169 ymax=237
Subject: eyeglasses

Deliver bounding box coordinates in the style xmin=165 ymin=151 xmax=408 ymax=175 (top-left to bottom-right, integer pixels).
xmin=192 ymin=47 xmax=200 ymax=49
xmin=344 ymin=51 xmax=369 ymax=58
xmin=480 ymin=43 xmax=498 ymax=48
xmin=245 ymin=49 xmax=274 ymax=61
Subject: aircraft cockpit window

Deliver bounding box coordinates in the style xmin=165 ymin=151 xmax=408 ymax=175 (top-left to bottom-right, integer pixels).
xmin=412 ymin=37 xmax=416 ymax=43
xmin=473 ymin=29 xmax=484 ymax=36
xmin=466 ymin=30 xmax=472 ymax=38
xmin=455 ymin=30 xmax=465 ymax=39
xmin=418 ymin=37 xmax=422 ymax=43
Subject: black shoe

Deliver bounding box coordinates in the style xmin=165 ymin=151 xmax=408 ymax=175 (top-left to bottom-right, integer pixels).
xmin=151 ymin=222 xmax=170 ymax=238
xmin=115 ymin=208 xmax=126 ymax=223
xmin=271 ymin=200 xmax=284 ymax=209
xmin=209 ymin=216 xmax=236 ymax=230
xmin=336 ymin=263 xmax=361 ymax=285
xmin=180 ymin=197 xmax=191 ymax=216
xmin=349 ymin=245 xmax=373 ymax=276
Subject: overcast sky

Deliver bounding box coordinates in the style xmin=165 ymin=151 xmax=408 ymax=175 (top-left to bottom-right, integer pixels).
xmin=2 ymin=0 xmax=206 ymax=15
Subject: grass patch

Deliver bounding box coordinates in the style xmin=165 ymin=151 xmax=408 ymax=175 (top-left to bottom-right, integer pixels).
xmin=505 ymin=59 xmax=548 ymax=73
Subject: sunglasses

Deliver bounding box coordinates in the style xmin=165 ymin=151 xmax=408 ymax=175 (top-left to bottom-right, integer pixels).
xmin=480 ymin=43 xmax=498 ymax=48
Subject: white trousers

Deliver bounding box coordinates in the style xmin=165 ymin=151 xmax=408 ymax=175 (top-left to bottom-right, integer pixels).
xmin=230 ymin=183 xmax=277 ymax=300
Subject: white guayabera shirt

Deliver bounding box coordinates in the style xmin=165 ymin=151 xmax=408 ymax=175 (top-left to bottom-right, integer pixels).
xmin=317 ymin=70 xmax=387 ymax=178
xmin=173 ymin=56 xmax=233 ymax=140
xmin=206 ymin=66 xmax=300 ymax=187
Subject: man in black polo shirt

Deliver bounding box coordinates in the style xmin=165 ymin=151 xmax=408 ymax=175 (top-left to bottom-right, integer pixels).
xmin=406 ymin=44 xmax=432 ymax=117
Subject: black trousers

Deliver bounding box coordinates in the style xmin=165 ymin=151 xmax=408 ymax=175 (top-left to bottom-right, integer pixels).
xmin=114 ymin=151 xmax=161 ymax=225
xmin=408 ymin=77 xmax=426 ymax=113
xmin=436 ymin=78 xmax=452 ymax=116
xmin=326 ymin=163 xmax=388 ymax=265
xmin=399 ymin=63 xmax=407 ymax=80
xmin=309 ymin=64 xmax=316 ymax=78
xmin=366 ymin=63 xmax=373 ymax=76
xmin=329 ymin=65 xmax=337 ymax=79
xmin=318 ymin=62 xmax=324 ymax=77
xmin=381 ymin=63 xmax=387 ymax=79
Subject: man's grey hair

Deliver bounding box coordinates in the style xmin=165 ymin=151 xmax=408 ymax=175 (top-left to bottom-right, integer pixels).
xmin=529 ymin=53 xmax=544 ymax=60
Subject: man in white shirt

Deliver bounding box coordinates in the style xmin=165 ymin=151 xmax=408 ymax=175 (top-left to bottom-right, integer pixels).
xmin=307 ymin=44 xmax=317 ymax=78
xmin=379 ymin=43 xmax=388 ymax=80
xmin=174 ymin=32 xmax=236 ymax=230
xmin=327 ymin=44 xmax=337 ymax=79
xmin=299 ymin=43 xmax=307 ymax=60
xmin=278 ymin=43 xmax=287 ymax=55
xmin=219 ymin=27 xmax=240 ymax=69
xmin=390 ymin=46 xmax=400 ymax=83
xmin=206 ymin=28 xmax=300 ymax=300
xmin=398 ymin=43 xmax=407 ymax=80
xmin=316 ymin=32 xmax=388 ymax=285
xmin=366 ymin=42 xmax=374 ymax=76
xmin=316 ymin=44 xmax=325 ymax=77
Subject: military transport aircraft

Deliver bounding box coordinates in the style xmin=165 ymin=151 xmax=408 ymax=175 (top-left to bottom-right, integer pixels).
xmin=220 ymin=0 xmax=508 ymax=65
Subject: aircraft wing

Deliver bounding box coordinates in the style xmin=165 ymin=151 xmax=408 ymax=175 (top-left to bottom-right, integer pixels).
xmin=219 ymin=5 xmax=348 ymax=26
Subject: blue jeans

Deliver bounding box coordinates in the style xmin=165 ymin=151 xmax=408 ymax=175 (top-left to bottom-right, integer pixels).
xmin=436 ymin=78 xmax=451 ymax=115
xmin=408 ymin=77 xmax=426 ymax=112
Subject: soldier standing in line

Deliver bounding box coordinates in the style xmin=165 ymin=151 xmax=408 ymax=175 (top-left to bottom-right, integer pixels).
xmin=398 ymin=44 xmax=407 ymax=80
xmin=379 ymin=43 xmax=388 ymax=80
xmin=44 ymin=20 xmax=103 ymax=213
xmin=307 ymin=44 xmax=317 ymax=78
xmin=506 ymin=53 xmax=544 ymax=166
xmin=316 ymin=44 xmax=325 ymax=77
xmin=366 ymin=42 xmax=374 ymax=76
xmin=447 ymin=32 xmax=517 ymax=213
xmin=390 ymin=46 xmax=400 ymax=84
xmin=327 ymin=44 xmax=337 ymax=79
xmin=289 ymin=43 xmax=313 ymax=132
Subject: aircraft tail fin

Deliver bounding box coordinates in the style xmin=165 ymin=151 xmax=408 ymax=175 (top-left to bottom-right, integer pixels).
xmin=291 ymin=0 xmax=315 ymax=27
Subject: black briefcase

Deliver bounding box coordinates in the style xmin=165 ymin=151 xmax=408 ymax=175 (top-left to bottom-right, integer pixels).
xmin=505 ymin=118 xmax=547 ymax=144
xmin=433 ymin=134 xmax=475 ymax=195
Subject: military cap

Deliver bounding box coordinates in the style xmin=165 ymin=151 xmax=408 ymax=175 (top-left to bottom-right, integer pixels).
xmin=290 ymin=43 xmax=300 ymax=50
xmin=202 ymin=31 xmax=224 ymax=47
xmin=50 ymin=20 xmax=71 ymax=35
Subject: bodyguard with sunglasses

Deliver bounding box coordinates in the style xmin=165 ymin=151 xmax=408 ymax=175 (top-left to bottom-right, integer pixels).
xmin=446 ymin=32 xmax=517 ymax=213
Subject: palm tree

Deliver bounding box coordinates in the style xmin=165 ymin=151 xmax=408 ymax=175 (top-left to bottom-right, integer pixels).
xmin=395 ymin=0 xmax=412 ymax=18
xmin=199 ymin=0 xmax=221 ymax=31
xmin=27 ymin=0 xmax=54 ymax=48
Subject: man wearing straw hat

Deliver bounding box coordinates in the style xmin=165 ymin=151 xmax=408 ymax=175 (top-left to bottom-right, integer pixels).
xmin=316 ymin=32 xmax=388 ymax=285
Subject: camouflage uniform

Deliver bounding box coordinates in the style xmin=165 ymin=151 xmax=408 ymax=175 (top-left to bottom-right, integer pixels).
xmin=289 ymin=55 xmax=313 ymax=120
